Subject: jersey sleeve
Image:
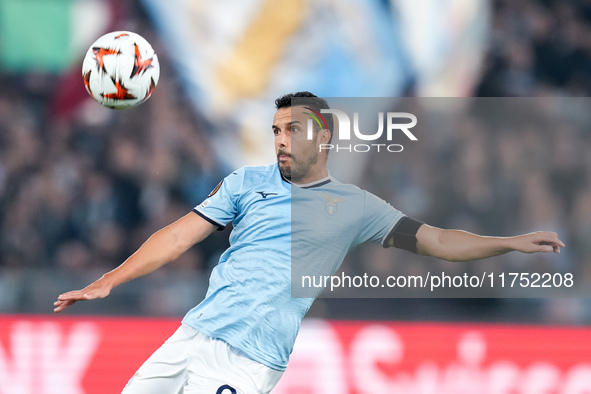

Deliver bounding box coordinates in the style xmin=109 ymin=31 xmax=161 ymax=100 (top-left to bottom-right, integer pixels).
xmin=192 ymin=168 xmax=245 ymax=229
xmin=356 ymin=191 xmax=405 ymax=246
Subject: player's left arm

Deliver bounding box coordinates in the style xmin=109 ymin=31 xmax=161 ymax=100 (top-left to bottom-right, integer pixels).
xmin=414 ymin=224 xmax=565 ymax=262
xmin=383 ymin=217 xmax=564 ymax=261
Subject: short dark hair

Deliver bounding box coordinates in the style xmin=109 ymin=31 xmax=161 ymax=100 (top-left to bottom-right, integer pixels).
xmin=275 ymin=91 xmax=334 ymax=142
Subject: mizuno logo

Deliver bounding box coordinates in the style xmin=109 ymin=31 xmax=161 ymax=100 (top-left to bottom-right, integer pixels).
xmin=256 ymin=191 xmax=278 ymax=199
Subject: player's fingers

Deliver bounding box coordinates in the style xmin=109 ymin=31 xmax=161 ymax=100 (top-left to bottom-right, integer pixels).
xmin=536 ymin=233 xmax=565 ymax=248
xmin=557 ymin=239 xmax=565 ymax=248
xmin=544 ymin=236 xmax=565 ymax=248
xmin=58 ymin=291 xmax=94 ymax=301
xmin=53 ymin=302 xmax=63 ymax=313
xmin=538 ymin=244 xmax=554 ymax=253
xmin=539 ymin=232 xmax=565 ymax=247
xmin=57 ymin=291 xmax=82 ymax=301
xmin=540 ymin=243 xmax=563 ymax=254
xmin=53 ymin=299 xmax=76 ymax=313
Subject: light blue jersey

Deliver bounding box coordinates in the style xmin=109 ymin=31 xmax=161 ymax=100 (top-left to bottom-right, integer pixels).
xmin=183 ymin=164 xmax=404 ymax=370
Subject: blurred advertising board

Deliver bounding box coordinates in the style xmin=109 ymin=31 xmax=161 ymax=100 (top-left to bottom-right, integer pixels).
xmin=0 ymin=316 xmax=590 ymax=393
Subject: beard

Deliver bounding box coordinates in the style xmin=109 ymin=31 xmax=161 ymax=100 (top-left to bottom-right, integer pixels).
xmin=278 ymin=158 xmax=291 ymax=180
xmin=277 ymin=148 xmax=318 ymax=182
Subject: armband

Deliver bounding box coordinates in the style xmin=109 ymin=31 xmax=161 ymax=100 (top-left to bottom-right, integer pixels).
xmin=383 ymin=216 xmax=424 ymax=253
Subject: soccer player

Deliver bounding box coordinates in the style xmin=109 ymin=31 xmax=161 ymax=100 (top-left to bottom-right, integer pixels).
xmin=54 ymin=92 xmax=564 ymax=393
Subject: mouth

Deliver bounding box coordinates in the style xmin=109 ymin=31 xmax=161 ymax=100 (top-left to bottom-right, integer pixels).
xmin=277 ymin=152 xmax=291 ymax=162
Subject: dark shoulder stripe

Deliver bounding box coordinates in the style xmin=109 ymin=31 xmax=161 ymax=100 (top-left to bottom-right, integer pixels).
xmin=192 ymin=209 xmax=225 ymax=230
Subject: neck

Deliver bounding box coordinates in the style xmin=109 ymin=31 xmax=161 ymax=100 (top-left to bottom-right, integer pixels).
xmin=291 ymin=166 xmax=329 ymax=185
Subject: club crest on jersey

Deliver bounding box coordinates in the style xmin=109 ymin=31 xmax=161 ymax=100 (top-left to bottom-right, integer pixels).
xmin=319 ymin=192 xmax=347 ymax=216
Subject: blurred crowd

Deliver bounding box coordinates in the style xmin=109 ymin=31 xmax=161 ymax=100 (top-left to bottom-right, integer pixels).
xmin=1 ymin=0 xmax=590 ymax=323
xmin=477 ymin=0 xmax=591 ymax=96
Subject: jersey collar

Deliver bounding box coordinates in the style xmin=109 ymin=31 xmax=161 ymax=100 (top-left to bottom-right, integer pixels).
xmin=279 ymin=167 xmax=333 ymax=189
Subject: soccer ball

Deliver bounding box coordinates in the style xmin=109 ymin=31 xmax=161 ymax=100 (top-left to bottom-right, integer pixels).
xmin=82 ymin=31 xmax=160 ymax=109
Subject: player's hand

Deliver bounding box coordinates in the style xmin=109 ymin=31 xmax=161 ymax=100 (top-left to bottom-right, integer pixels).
xmin=53 ymin=279 xmax=112 ymax=313
xmin=510 ymin=231 xmax=565 ymax=254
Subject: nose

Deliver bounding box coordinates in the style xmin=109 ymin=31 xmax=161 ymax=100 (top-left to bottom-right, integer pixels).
xmin=276 ymin=130 xmax=289 ymax=148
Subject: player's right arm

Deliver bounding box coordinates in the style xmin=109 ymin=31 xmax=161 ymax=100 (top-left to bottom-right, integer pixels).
xmin=53 ymin=212 xmax=216 ymax=313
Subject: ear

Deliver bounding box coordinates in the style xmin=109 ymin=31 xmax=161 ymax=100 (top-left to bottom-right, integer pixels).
xmin=320 ymin=128 xmax=331 ymax=144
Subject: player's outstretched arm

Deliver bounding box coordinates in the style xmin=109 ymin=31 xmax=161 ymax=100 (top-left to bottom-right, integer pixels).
xmin=415 ymin=224 xmax=565 ymax=262
xmin=53 ymin=212 xmax=216 ymax=313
